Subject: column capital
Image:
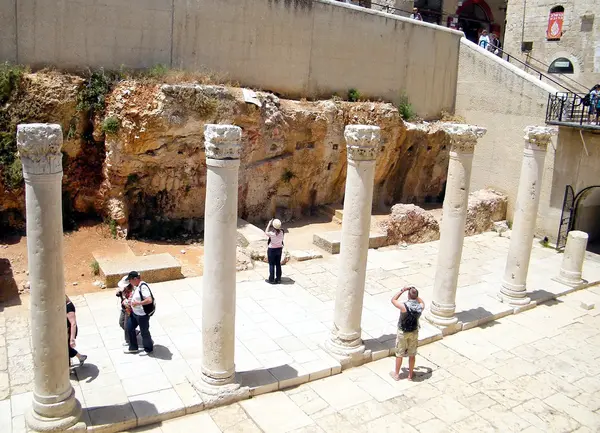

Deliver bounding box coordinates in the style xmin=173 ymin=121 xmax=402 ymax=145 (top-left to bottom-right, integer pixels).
xmin=442 ymin=123 xmax=486 ymax=153
xmin=17 ymin=124 xmax=63 ymax=175
xmin=204 ymin=124 xmax=242 ymax=160
xmin=524 ymin=126 xmax=557 ymax=150
xmin=344 ymin=125 xmax=381 ymax=161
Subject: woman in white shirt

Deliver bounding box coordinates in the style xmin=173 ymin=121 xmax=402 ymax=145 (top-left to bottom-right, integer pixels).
xmin=265 ymin=218 xmax=284 ymax=284
xmin=478 ymin=30 xmax=490 ymax=49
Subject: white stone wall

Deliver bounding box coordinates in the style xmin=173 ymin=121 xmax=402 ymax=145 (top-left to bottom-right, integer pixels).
xmin=0 ymin=0 xmax=462 ymax=118
xmin=503 ymin=0 xmax=600 ymax=88
xmin=456 ymin=38 xmax=557 ymax=219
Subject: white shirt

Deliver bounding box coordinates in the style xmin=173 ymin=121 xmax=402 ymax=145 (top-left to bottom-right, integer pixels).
xmin=131 ymin=281 xmax=152 ymax=316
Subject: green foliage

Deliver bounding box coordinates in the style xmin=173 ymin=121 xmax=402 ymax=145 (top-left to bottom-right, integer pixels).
xmin=506 ymin=220 xmax=513 ymax=230
xmin=101 ymin=116 xmax=119 ymax=134
xmin=4 ymin=158 xmax=23 ymax=189
xmin=144 ymin=64 xmax=169 ymax=79
xmin=281 ymin=169 xmax=295 ymax=183
xmin=540 ymin=236 xmax=551 ymax=248
xmin=347 ymin=88 xmax=360 ymax=102
xmin=90 ymin=259 xmax=100 ymax=276
xmin=398 ymin=93 xmax=415 ymax=121
xmin=0 ymin=63 xmax=24 ymax=105
xmin=107 ymin=218 xmax=118 ymax=239
xmin=77 ymin=70 xmax=115 ymax=114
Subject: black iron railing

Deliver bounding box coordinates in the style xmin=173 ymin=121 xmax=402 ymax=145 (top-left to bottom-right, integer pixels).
xmin=546 ymin=92 xmax=600 ymax=129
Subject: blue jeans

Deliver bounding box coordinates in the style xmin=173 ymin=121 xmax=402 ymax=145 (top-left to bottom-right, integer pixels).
xmin=128 ymin=313 xmax=153 ymax=353
xmin=268 ymin=247 xmax=283 ymax=282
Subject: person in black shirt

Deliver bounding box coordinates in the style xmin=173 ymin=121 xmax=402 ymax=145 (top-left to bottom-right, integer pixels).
xmin=66 ymin=296 xmax=87 ymax=367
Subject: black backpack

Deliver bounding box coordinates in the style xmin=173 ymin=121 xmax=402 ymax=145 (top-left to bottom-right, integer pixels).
xmin=138 ymin=283 xmax=156 ymax=317
xmin=582 ymin=93 xmax=591 ymax=107
xmin=400 ymin=303 xmax=421 ymax=332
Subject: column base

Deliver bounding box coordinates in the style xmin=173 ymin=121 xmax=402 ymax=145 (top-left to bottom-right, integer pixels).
xmin=553 ymin=268 xmax=586 ymax=287
xmin=192 ymin=374 xmax=250 ymax=410
xmin=498 ymin=280 xmax=531 ymax=306
xmin=424 ymin=311 xmax=462 ymax=336
xmin=324 ymin=335 xmax=368 ymax=369
xmin=25 ymin=387 xmax=86 ymax=432
xmin=26 ymin=396 xmax=85 ymax=433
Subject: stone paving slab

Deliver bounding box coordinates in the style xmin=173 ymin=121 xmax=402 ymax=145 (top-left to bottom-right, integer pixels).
xmin=128 ymin=286 xmax=600 ymax=432
xmin=312 ymin=231 xmax=387 ymax=254
xmin=2 ymin=232 xmax=600 ymax=432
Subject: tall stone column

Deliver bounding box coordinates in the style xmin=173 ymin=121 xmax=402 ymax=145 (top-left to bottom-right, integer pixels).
xmin=554 ymin=230 xmax=588 ymax=287
xmin=198 ymin=124 xmax=246 ymax=402
xmin=326 ymin=125 xmax=380 ymax=366
xmin=426 ymin=124 xmax=486 ymax=332
xmin=499 ymin=126 xmax=556 ymax=305
xmin=18 ymin=124 xmax=84 ymax=432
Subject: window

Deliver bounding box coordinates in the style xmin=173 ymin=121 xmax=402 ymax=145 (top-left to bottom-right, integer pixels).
xmin=547 ymin=6 xmax=564 ymax=40
xmin=581 ymin=15 xmax=594 ymax=32
xmin=548 ymin=57 xmax=574 ymax=74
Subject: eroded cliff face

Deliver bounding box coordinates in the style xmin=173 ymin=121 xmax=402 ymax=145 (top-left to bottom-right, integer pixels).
xmin=0 ymin=72 xmax=451 ymax=237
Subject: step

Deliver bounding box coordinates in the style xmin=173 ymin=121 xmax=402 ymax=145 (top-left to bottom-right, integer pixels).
xmin=95 ymin=253 xmax=183 ymax=288
xmin=312 ymin=231 xmax=388 ymax=254
xmin=237 ymin=218 xmax=268 ymax=247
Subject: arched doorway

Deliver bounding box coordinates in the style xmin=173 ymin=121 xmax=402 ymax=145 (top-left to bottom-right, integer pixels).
xmin=557 ymin=185 xmax=600 ymax=253
xmin=456 ymin=0 xmax=494 ymax=44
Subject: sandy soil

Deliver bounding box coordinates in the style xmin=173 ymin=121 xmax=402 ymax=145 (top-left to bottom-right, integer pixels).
xmin=0 ymin=220 xmax=204 ymax=302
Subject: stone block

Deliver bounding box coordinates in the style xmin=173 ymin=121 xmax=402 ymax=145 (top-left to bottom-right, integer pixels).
xmin=581 ymin=301 xmax=595 ymax=311
xmin=290 ymin=250 xmax=324 ymax=262
xmin=269 ymin=364 xmax=310 ymax=390
xmin=313 ymin=231 xmax=387 ymax=254
xmin=130 ymin=388 xmax=186 ymax=427
xmin=237 ymin=219 xmax=268 ymax=247
xmin=238 ymin=370 xmax=279 ymax=396
xmin=96 ymin=253 xmax=183 ymax=287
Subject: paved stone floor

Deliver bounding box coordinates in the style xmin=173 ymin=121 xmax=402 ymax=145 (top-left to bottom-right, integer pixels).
xmin=2 ymin=231 xmax=600 ymax=432
xmin=128 ymin=285 xmax=600 ymax=433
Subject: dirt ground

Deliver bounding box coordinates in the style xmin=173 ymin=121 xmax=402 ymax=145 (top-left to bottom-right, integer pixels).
xmin=0 ymin=206 xmax=443 ymax=304
xmin=0 ymin=220 xmax=204 ymax=302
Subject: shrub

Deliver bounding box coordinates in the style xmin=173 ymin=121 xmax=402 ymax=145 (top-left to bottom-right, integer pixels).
xmin=398 ymin=93 xmax=415 ymax=121
xmin=347 ymin=88 xmax=360 ymax=102
xmin=0 ymin=63 xmax=24 ymax=104
xmin=145 ymin=64 xmax=169 ymax=79
xmin=77 ymin=69 xmax=116 ymax=114
xmin=4 ymin=158 xmax=23 ymax=189
xmin=106 ymin=218 xmax=118 ymax=239
xmin=281 ymin=169 xmax=295 ymax=183
xmin=90 ymin=259 xmax=100 ymax=276
xmin=101 ymin=116 xmax=119 ymax=134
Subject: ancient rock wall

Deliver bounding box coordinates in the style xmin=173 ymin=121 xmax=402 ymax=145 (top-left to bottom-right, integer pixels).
xmin=0 ymin=72 xmax=452 ymax=238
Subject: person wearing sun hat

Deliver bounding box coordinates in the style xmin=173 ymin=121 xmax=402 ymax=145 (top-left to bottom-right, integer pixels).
xmin=116 ymin=275 xmax=135 ymax=347
xmin=265 ymin=218 xmax=284 ymax=284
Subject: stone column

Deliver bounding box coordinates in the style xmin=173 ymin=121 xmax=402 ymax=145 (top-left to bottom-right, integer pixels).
xmin=554 ymin=230 xmax=588 ymax=287
xmin=18 ymin=124 xmax=84 ymax=432
xmin=326 ymin=125 xmax=380 ymax=365
xmin=198 ymin=124 xmax=245 ymax=400
xmin=426 ymin=124 xmax=486 ymax=332
xmin=499 ymin=126 xmax=556 ymax=305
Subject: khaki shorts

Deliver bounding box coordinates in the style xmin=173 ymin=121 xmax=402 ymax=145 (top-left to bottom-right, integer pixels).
xmin=395 ymin=329 xmax=418 ymax=357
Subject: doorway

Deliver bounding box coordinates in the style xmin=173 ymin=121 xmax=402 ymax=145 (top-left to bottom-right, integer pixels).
xmin=456 ymin=0 xmax=493 ymax=44
xmin=557 ymin=185 xmax=600 ymax=253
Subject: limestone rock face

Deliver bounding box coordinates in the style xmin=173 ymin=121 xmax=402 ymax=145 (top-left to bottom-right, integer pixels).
xmin=1 ymin=72 xmax=453 ymax=237
xmin=465 ymin=189 xmax=508 ymax=235
xmin=379 ymin=203 xmax=440 ymax=245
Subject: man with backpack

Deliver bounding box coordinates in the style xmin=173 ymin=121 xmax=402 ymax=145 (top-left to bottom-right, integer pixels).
xmin=124 ymin=271 xmax=155 ymax=355
xmin=390 ymin=286 xmax=425 ymax=381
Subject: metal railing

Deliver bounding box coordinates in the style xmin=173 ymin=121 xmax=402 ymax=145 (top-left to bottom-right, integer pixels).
xmin=501 ymin=52 xmax=585 ymax=95
xmin=546 ymin=92 xmax=600 ymax=130
xmin=522 ymin=54 xmax=591 ymax=94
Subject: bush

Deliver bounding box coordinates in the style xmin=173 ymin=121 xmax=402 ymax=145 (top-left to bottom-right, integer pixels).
xmin=398 ymin=93 xmax=415 ymax=121
xmin=77 ymin=69 xmax=116 ymax=114
xmin=90 ymin=259 xmax=100 ymax=276
xmin=144 ymin=64 xmax=169 ymax=79
xmin=107 ymin=218 xmax=118 ymax=239
xmin=281 ymin=169 xmax=295 ymax=183
xmin=4 ymin=158 xmax=23 ymax=189
xmin=348 ymin=88 xmax=360 ymax=102
xmin=101 ymin=116 xmax=119 ymax=134
xmin=0 ymin=63 xmax=24 ymax=104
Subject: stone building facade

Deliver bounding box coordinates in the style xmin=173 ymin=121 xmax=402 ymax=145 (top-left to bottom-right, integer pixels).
xmin=503 ymin=0 xmax=600 ymax=89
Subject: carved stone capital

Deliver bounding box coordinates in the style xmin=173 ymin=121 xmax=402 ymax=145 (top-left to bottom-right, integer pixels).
xmin=17 ymin=124 xmax=63 ymax=175
xmin=204 ymin=124 xmax=242 ymax=160
xmin=344 ymin=125 xmax=381 ymax=161
xmin=442 ymin=123 xmax=486 ymax=153
xmin=524 ymin=125 xmax=557 ymax=151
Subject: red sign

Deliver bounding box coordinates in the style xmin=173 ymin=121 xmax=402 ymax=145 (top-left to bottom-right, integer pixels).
xmin=547 ymin=12 xmax=564 ymax=40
